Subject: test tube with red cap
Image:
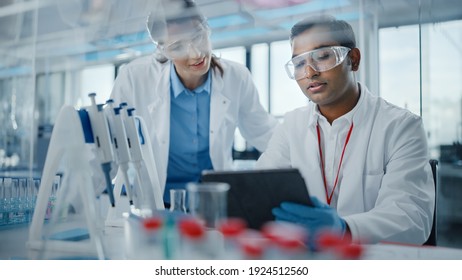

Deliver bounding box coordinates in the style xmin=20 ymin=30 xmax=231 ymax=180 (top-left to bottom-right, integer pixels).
xmin=315 ymin=230 xmax=364 ymax=260
xmin=217 ymin=218 xmax=247 ymax=259
xmin=261 ymin=221 xmax=309 ymax=260
xmin=236 ymin=229 xmax=269 ymax=260
xmin=177 ymin=217 xmax=211 ymax=259
xmin=141 ymin=216 xmax=164 ymax=259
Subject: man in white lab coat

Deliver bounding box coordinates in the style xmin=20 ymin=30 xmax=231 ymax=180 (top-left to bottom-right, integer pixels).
xmin=256 ymin=15 xmax=434 ymax=245
xmin=110 ymin=0 xmax=278 ymax=206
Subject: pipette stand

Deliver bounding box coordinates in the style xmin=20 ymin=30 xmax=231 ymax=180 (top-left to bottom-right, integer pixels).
xmin=105 ymin=116 xmax=164 ymax=227
xmin=28 ymin=105 xmax=106 ymax=259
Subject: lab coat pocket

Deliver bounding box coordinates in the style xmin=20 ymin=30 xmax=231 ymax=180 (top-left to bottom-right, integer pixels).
xmin=363 ymin=172 xmax=384 ymax=210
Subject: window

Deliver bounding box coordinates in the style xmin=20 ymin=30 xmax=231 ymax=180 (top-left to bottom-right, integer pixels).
xmin=379 ymin=26 xmax=420 ymax=115
xmin=251 ymin=43 xmax=269 ymax=111
xmin=80 ymin=64 xmax=115 ymax=106
xmin=214 ymin=46 xmax=246 ymax=65
xmin=379 ymin=20 xmax=462 ymax=158
xmin=270 ymin=40 xmax=308 ymax=116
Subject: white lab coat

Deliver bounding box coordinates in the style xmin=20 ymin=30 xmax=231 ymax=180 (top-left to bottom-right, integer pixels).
xmin=110 ymin=55 xmax=278 ymax=193
xmin=256 ymin=84 xmax=434 ymax=245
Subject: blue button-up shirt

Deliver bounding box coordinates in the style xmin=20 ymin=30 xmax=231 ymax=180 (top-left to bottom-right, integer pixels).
xmin=164 ymin=63 xmax=214 ymax=204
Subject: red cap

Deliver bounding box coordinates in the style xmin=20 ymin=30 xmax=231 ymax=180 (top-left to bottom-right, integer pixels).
xmin=241 ymin=243 xmax=264 ymax=258
xmin=237 ymin=229 xmax=268 ymax=259
xmin=178 ymin=218 xmax=205 ymax=240
xmin=218 ymin=218 xmax=247 ymax=238
xmin=261 ymin=221 xmax=307 ymax=251
xmin=337 ymin=243 xmax=364 ymax=259
xmin=276 ymin=238 xmax=306 ymax=251
xmin=142 ymin=217 xmax=163 ymax=231
xmin=316 ymin=231 xmax=346 ymax=250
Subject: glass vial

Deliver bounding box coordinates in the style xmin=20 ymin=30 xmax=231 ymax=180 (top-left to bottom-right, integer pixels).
xmin=169 ymin=189 xmax=187 ymax=213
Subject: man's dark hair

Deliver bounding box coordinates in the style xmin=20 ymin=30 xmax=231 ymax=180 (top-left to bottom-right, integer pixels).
xmin=290 ymin=15 xmax=356 ymax=49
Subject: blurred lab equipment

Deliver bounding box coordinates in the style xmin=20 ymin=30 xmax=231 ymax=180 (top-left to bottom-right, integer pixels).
xmin=28 ymin=101 xmax=106 ymax=259
xmin=261 ymin=221 xmax=309 ymax=260
xmin=217 ymin=218 xmax=247 ymax=259
xmin=104 ymin=100 xmax=134 ymax=206
xmin=87 ymin=93 xmax=116 ymax=207
xmin=0 ymin=177 xmax=40 ymax=226
xmin=169 ymin=189 xmax=187 ymax=213
xmin=187 ymin=182 xmax=230 ymax=229
xmin=125 ymin=214 xmax=165 ymax=259
xmin=105 ymin=104 xmax=165 ymax=227
xmin=27 ymin=93 xmax=164 ymax=259
xmin=122 ymin=208 xmax=363 ymax=260
xmin=177 ymin=217 xmax=220 ymax=259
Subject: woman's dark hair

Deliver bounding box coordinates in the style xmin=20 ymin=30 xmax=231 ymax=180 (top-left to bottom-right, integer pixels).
xmin=290 ymin=15 xmax=356 ymax=49
xmin=148 ymin=0 xmax=223 ymax=76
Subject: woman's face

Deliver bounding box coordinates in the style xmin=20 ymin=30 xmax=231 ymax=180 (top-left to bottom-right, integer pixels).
xmin=162 ymin=20 xmax=212 ymax=81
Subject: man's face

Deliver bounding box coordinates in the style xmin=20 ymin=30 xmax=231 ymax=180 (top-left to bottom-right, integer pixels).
xmin=291 ymin=26 xmax=357 ymax=108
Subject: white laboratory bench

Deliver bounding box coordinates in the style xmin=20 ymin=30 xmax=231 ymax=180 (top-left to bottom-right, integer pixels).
xmin=2 ymin=221 xmax=462 ymax=260
xmin=0 ymin=222 xmax=126 ymax=260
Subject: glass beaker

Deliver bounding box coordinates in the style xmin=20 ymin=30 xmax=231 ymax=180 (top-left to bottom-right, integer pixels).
xmin=169 ymin=189 xmax=187 ymax=213
xmin=186 ymin=182 xmax=230 ymax=229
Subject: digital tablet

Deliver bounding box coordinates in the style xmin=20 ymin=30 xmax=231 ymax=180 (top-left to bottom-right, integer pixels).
xmin=200 ymin=168 xmax=313 ymax=230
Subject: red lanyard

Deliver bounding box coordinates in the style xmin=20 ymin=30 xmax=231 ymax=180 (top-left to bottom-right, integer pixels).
xmin=316 ymin=122 xmax=354 ymax=205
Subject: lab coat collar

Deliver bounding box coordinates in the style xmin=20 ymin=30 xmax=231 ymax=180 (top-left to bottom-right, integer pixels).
xmin=307 ymin=102 xmax=319 ymax=128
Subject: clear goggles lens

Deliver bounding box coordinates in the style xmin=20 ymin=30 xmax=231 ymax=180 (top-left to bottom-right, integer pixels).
xmin=285 ymin=46 xmax=351 ymax=80
xmin=160 ymin=27 xmax=210 ymax=59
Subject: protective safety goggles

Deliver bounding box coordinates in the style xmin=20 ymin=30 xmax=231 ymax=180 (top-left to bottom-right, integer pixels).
xmin=159 ymin=25 xmax=211 ymax=59
xmin=285 ymin=46 xmax=351 ymax=80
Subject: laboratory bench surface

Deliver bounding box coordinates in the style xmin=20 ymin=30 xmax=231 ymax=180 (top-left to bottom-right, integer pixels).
xmin=1 ymin=222 xmax=462 ymax=260
xmin=0 ymin=223 xmax=126 ymax=260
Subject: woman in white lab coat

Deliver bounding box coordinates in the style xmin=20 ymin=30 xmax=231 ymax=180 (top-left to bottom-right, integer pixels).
xmin=110 ymin=0 xmax=278 ymax=205
xmin=256 ymin=15 xmax=434 ymax=245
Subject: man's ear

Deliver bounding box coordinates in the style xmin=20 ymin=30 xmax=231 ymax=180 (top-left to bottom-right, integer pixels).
xmin=350 ymin=48 xmax=361 ymax=71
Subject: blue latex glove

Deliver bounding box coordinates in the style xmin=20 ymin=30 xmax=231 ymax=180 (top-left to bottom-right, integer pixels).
xmin=272 ymin=196 xmax=346 ymax=237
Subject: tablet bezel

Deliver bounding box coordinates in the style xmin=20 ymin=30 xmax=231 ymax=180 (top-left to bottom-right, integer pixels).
xmin=201 ymin=168 xmax=312 ymax=230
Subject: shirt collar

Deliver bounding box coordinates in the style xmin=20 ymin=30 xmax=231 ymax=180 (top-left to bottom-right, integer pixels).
xmin=308 ymin=82 xmax=366 ymax=127
xmin=170 ymin=62 xmax=212 ymax=98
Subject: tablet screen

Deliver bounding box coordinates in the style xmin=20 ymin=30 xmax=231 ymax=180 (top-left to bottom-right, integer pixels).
xmin=201 ymin=168 xmax=312 ymax=230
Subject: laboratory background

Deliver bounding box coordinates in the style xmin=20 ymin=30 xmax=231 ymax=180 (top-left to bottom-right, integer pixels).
xmin=1 ymin=0 xmax=462 ymax=260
